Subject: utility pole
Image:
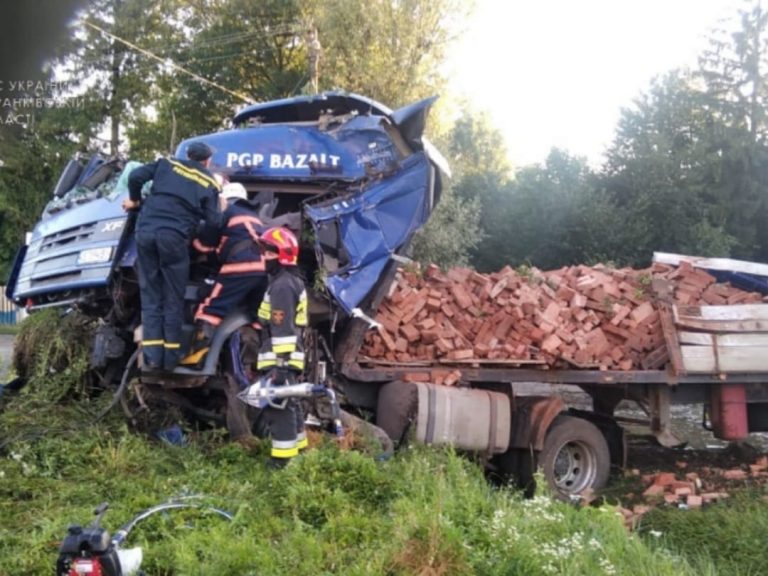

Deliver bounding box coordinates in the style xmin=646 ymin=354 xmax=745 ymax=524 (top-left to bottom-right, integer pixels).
xmin=307 ymin=26 xmax=322 ymax=94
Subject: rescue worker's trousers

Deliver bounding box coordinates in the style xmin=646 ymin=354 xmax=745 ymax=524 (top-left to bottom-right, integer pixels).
xmin=262 ymin=369 xmax=306 ymax=459
xmin=194 ymin=274 xmax=268 ymax=327
xmin=136 ymin=228 xmax=189 ymax=371
xmin=264 ymin=400 xmax=299 ymax=459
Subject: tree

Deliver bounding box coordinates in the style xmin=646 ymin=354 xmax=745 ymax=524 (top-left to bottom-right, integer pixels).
xmin=426 ymin=108 xmax=511 ymax=270
xmin=0 ymin=111 xmax=80 ymax=280
xmin=488 ymin=149 xmax=600 ymax=271
xmin=53 ymin=0 xmax=187 ymax=155
xmin=600 ymin=71 xmax=737 ymax=266
xmin=128 ymin=0 xmax=307 ymax=158
xmin=697 ymin=0 xmax=768 ymax=261
xmin=410 ymin=187 xmax=482 ymax=269
xmin=303 ymin=0 xmax=468 ymax=108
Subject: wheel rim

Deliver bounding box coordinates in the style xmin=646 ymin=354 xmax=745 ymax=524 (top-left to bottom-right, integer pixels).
xmin=552 ymin=439 xmax=598 ymax=494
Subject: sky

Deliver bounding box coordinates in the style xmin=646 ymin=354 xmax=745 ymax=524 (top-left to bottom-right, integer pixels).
xmin=447 ymin=0 xmax=745 ymax=168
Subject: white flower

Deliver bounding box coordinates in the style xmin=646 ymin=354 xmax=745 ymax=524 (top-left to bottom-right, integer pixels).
xmin=648 ymin=530 xmax=663 ymax=538
xmin=599 ymin=557 xmax=617 ymax=575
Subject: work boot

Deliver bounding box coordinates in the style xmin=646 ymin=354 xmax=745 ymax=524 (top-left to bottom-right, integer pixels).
xmin=179 ymin=322 xmax=215 ymax=368
xmin=266 ymin=457 xmax=291 ymax=470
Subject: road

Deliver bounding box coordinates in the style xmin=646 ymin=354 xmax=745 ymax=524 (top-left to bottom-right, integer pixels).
xmin=0 ymin=334 xmax=14 ymax=380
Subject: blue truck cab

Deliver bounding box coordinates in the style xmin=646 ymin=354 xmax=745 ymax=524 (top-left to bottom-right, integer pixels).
xmin=6 ymin=92 xmax=447 ymax=376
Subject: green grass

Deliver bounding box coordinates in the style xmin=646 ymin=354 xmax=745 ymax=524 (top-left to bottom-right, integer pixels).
xmin=0 ymin=324 xmax=19 ymax=336
xmin=0 ymin=311 xmax=756 ymax=575
xmin=638 ymin=490 xmax=768 ymax=576
xmin=0 ymin=387 xmax=715 ymax=576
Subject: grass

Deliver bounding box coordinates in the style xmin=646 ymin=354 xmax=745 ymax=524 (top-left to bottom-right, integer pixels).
xmin=0 ymin=312 xmax=760 ymax=575
xmin=0 ymin=324 xmax=19 ymax=336
xmin=0 ymin=382 xmax=714 ymax=576
xmin=638 ymin=490 xmax=768 ymax=576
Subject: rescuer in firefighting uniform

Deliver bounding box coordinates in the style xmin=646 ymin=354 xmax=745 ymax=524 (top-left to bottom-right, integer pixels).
xmin=257 ymin=227 xmax=308 ymax=467
xmin=181 ymin=182 xmax=269 ymax=366
xmin=122 ymin=141 xmax=222 ymax=371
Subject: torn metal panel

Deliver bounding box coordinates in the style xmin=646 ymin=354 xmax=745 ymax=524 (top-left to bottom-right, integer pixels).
xmin=306 ymin=152 xmax=433 ymax=313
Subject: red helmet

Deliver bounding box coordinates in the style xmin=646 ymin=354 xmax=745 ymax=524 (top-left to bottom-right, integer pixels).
xmin=261 ymin=227 xmax=299 ymax=266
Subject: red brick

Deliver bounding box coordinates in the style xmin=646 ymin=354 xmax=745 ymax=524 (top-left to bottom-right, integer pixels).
xmin=449 ymin=283 xmax=474 ymax=309
xmin=418 ymin=317 xmax=436 ymax=330
xmin=379 ymin=328 xmax=398 ymax=352
xmin=610 ymin=305 xmax=632 ymax=326
xmin=447 ymin=349 xmax=474 ymax=360
xmin=630 ymin=301 xmax=655 ymax=324
xmin=653 ymin=472 xmax=677 ymax=487
xmin=686 ymin=495 xmax=702 ymax=508
xmin=722 ymin=469 xmax=748 ymax=480
xmin=643 ymin=484 xmax=665 ymax=497
xmin=444 ymin=370 xmax=462 ymax=386
xmin=541 ymin=302 xmax=562 ymax=325
xmin=541 ymin=334 xmax=563 ymax=354
xmin=435 ymin=338 xmax=453 ymax=354
xmin=399 ymin=324 xmax=420 ymax=343
xmin=403 ymin=372 xmax=430 ymax=383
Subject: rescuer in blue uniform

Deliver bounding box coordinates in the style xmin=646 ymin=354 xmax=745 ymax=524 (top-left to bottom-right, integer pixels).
xmin=181 ymin=182 xmax=269 ymax=366
xmin=122 ymin=142 xmax=222 ymax=371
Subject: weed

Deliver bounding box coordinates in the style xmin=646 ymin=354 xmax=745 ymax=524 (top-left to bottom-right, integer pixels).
xmin=313 ymin=267 xmax=328 ymax=295
xmin=639 ymin=489 xmax=768 ymax=576
xmin=12 ymin=308 xmax=95 ymax=400
xmin=0 ymin=381 xmax=738 ymax=576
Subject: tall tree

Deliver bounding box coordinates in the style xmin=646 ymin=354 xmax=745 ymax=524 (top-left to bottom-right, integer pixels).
xmin=489 ymin=149 xmax=599 ymax=271
xmin=436 ymin=109 xmax=512 ymax=271
xmin=601 ymin=71 xmax=736 ymax=265
xmin=54 ymin=0 xmax=186 ymax=155
xmin=697 ymin=0 xmax=768 ymax=260
xmin=0 ymin=111 xmax=80 ymax=279
xmin=303 ymin=0 xmax=468 ymax=108
xmin=128 ymin=0 xmax=307 ymax=158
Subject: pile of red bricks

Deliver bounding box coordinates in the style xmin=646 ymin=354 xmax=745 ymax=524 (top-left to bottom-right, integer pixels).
xmin=359 ymin=261 xmax=763 ymax=371
xmin=615 ymin=455 xmax=768 ymax=528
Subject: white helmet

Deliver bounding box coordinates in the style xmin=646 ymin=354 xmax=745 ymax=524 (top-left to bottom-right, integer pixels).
xmin=221 ymin=182 xmax=247 ymax=201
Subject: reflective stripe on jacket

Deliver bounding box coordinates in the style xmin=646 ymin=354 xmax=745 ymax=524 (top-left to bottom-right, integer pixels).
xmin=257 ymin=269 xmax=307 ymax=371
xmin=129 ymin=157 xmax=221 ymax=239
xmin=196 ymin=200 xmax=267 ymax=276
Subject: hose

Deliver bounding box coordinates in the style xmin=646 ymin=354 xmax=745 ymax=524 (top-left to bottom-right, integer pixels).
xmin=111 ymin=499 xmax=233 ymax=547
xmin=95 ymin=348 xmax=139 ymax=421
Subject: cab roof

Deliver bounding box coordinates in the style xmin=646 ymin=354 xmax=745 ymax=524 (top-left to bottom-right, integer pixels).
xmin=232 ymin=91 xmax=392 ymax=126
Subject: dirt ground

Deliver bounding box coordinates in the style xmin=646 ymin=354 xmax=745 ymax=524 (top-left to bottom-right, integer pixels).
xmin=627 ymin=436 xmax=766 ymax=472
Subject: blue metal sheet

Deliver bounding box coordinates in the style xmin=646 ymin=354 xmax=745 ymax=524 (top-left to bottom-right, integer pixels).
xmin=707 ymin=270 xmax=768 ymax=295
xmin=176 ymin=117 xmax=400 ymax=182
xmin=32 ymin=197 xmax=125 ymax=241
xmin=232 ymin=91 xmax=392 ymax=125
xmin=306 ymin=152 xmax=432 ymax=313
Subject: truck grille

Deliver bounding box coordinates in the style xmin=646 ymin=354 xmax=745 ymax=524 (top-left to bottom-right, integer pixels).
xmin=38 ymin=222 xmax=98 ymax=254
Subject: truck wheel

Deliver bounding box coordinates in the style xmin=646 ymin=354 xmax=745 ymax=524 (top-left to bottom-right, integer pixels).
xmin=539 ymin=415 xmax=610 ymax=496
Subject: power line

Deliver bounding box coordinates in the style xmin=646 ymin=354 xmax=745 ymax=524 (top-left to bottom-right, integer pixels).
xmin=83 ymin=20 xmax=255 ymax=104
xmin=69 ymin=26 xmax=300 ymax=69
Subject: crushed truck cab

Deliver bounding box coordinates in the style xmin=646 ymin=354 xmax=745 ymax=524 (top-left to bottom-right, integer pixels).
xmin=8 ymin=92 xmax=446 ymax=318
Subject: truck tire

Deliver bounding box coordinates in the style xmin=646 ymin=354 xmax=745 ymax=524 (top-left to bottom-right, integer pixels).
xmin=539 ymin=415 xmax=610 ymax=496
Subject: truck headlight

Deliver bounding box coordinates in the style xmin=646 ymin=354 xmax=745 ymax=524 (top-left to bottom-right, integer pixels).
xmin=77 ymin=247 xmax=112 ymax=265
